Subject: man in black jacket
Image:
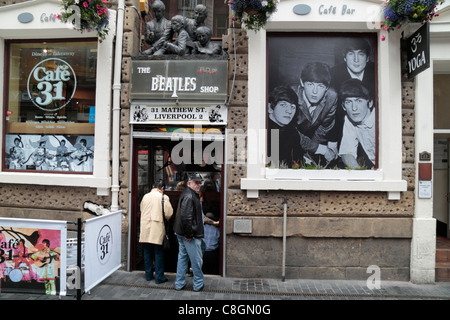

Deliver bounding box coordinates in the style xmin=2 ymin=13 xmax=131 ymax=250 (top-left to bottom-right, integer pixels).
xmin=174 ymin=173 xmax=205 ymax=292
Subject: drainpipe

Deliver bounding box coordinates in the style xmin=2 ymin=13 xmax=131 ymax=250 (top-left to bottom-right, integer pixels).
xmin=282 ymin=198 xmax=287 ymax=282
xmin=110 ymin=0 xmax=125 ymax=211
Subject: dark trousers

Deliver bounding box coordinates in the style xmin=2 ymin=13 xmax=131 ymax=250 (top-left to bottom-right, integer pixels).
xmin=203 ymin=248 xmax=220 ymax=275
xmin=142 ymin=243 xmax=167 ymax=283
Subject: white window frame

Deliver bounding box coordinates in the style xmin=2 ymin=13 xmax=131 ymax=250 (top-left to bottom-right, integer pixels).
xmin=240 ymin=0 xmax=407 ymax=199
xmin=0 ymin=0 xmax=115 ymax=194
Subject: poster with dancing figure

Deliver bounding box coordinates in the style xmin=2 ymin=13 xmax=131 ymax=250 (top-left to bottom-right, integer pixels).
xmin=0 ymin=218 xmax=67 ymax=296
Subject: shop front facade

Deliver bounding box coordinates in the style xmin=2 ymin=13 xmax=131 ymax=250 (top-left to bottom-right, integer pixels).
xmin=120 ymin=0 xmax=448 ymax=283
xmin=1 ymin=0 xmax=449 ymax=286
xmin=0 ymin=0 xmax=116 ymax=222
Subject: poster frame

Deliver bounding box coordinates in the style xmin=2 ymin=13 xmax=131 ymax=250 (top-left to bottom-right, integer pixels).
xmin=0 ymin=217 xmax=67 ymax=296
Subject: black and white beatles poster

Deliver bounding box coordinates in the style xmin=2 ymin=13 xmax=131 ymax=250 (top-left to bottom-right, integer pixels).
xmin=267 ymin=33 xmax=377 ymax=171
xmin=5 ymin=134 xmax=94 ymax=173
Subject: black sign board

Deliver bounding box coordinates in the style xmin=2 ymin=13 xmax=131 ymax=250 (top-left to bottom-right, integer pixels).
xmin=130 ymin=60 xmax=228 ymax=101
xmin=406 ymin=22 xmax=430 ymax=79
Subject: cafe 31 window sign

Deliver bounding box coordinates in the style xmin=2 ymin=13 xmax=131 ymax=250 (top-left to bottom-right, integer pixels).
xmin=130 ymin=60 xmax=228 ymax=125
xmin=4 ymin=40 xmax=98 ymax=173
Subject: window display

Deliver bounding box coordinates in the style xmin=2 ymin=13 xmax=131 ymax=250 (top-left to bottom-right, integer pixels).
xmin=3 ymin=40 xmax=97 ymax=173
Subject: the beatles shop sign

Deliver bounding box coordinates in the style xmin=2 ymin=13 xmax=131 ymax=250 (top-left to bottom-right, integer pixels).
xmin=406 ymin=23 xmax=430 ymax=79
xmin=130 ymin=60 xmax=228 ymax=101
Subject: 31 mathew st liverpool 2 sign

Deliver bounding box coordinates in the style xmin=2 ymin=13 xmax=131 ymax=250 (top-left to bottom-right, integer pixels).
xmin=130 ymin=60 xmax=228 ymax=101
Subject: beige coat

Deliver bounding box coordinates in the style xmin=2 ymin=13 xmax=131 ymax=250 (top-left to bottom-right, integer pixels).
xmin=139 ymin=188 xmax=173 ymax=245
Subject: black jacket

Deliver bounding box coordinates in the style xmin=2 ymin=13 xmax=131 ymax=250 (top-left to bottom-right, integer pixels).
xmin=174 ymin=187 xmax=204 ymax=239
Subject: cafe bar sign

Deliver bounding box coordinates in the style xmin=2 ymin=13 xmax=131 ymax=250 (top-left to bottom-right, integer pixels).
xmin=130 ymin=60 xmax=228 ymax=101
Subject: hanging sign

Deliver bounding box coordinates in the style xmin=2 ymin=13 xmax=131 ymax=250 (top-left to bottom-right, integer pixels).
xmin=406 ymin=23 xmax=430 ymax=79
xmin=130 ymin=60 xmax=228 ymax=101
xmin=130 ymin=103 xmax=227 ymax=125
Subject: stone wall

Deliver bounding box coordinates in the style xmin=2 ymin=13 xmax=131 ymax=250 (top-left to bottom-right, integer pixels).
xmin=223 ymin=26 xmax=415 ymax=280
xmin=0 ymin=1 xmax=117 ymax=224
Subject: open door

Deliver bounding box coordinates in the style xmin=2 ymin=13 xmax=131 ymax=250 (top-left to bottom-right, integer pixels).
xmin=130 ymin=136 xmax=224 ymax=274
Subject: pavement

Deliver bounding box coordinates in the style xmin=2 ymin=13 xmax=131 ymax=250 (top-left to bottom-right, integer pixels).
xmin=1 ymin=269 xmax=449 ymax=301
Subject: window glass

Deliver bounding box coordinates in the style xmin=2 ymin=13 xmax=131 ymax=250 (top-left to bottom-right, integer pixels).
xmin=4 ymin=40 xmax=97 ymax=173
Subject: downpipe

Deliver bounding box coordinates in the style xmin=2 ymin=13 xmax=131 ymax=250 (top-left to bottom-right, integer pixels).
xmin=110 ymin=0 xmax=125 ymax=211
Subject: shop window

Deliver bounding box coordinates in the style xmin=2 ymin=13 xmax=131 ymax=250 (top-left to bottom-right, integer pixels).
xmin=3 ymin=40 xmax=97 ymax=173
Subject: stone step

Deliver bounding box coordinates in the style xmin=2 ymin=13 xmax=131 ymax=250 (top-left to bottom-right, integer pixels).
xmin=435 ymin=262 xmax=450 ymax=282
xmin=436 ymin=248 xmax=450 ymax=263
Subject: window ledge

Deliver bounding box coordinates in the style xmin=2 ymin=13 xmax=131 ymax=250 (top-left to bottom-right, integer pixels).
xmin=241 ymin=176 xmax=407 ymax=200
xmin=0 ymin=172 xmax=111 ymax=190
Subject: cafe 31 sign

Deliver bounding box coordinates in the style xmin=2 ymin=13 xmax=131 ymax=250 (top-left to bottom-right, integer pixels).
xmin=130 ymin=60 xmax=228 ymax=101
xmin=27 ymin=58 xmax=77 ymax=112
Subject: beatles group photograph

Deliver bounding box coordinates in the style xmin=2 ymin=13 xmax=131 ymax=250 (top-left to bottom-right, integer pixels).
xmin=267 ymin=33 xmax=377 ymax=170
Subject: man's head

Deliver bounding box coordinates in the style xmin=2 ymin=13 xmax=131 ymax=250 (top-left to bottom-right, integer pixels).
xmin=152 ymin=180 xmax=164 ymax=191
xmin=300 ymin=62 xmax=331 ymax=105
xmin=42 ymin=239 xmax=50 ymax=248
xmin=339 ymin=79 xmax=373 ymax=125
xmin=268 ymin=86 xmax=298 ymax=127
xmin=196 ymin=26 xmax=211 ymax=46
xmin=194 ymin=4 xmax=207 ymax=25
xmin=171 ymin=15 xmax=185 ymax=32
xmin=206 ymin=211 xmax=219 ymax=222
xmin=152 ymin=0 xmax=165 ymax=20
xmin=341 ymin=38 xmax=370 ymax=76
xmin=187 ymin=173 xmax=202 ymax=192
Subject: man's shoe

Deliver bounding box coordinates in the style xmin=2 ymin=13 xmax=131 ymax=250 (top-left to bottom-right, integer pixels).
xmin=175 ymin=284 xmax=186 ymax=291
xmin=193 ymin=285 xmax=204 ymax=292
xmin=156 ymin=278 xmax=168 ymax=284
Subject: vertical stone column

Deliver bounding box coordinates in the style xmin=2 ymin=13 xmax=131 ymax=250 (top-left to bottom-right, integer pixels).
xmin=410 ymin=67 xmax=436 ymax=283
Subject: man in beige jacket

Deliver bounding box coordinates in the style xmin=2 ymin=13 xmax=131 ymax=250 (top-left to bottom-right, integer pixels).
xmin=139 ymin=181 xmax=173 ymax=283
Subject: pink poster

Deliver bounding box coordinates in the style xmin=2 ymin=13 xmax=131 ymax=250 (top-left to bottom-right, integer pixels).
xmin=0 ymin=226 xmax=62 ymax=295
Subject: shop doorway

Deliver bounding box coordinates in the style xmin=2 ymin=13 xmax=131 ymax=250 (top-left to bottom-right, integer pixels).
xmin=433 ymin=73 xmax=450 ymax=238
xmin=130 ymin=135 xmax=224 ymax=274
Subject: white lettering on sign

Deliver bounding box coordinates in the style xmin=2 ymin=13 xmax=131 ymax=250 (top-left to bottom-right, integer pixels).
xmin=27 ymin=58 xmax=77 ymax=112
xmin=40 ymin=13 xmax=58 ymax=23
xmin=200 ymin=86 xmax=219 ymax=93
xmin=137 ymin=67 xmax=151 ymax=73
xmin=408 ymin=51 xmax=426 ymax=74
xmin=410 ymin=32 xmax=422 ymax=53
xmin=407 ymin=31 xmax=427 ymax=74
xmin=318 ymin=4 xmax=355 ymax=15
xmin=150 ymin=75 xmax=197 ymax=98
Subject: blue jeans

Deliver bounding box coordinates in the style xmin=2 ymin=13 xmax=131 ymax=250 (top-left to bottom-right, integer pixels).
xmin=142 ymin=243 xmax=167 ymax=283
xmin=175 ymin=235 xmax=203 ymax=291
